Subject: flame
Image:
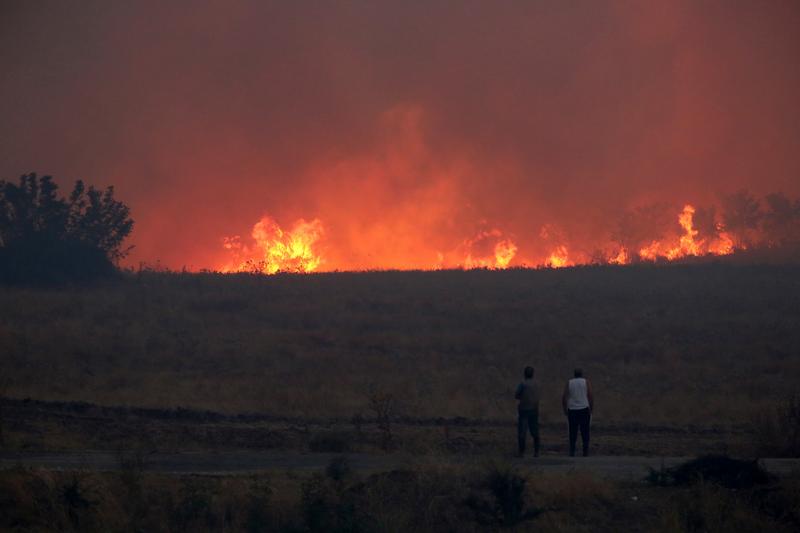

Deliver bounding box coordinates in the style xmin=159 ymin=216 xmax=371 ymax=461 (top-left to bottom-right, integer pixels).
xmin=668 ymin=204 xmax=701 ymax=259
xmin=218 ymin=202 xmax=745 ymax=274
xmin=221 ymin=216 xmax=323 ymax=274
xmin=461 ymin=229 xmax=518 ymax=269
xmin=631 ymin=204 xmax=735 ymax=263
xmin=493 ymin=239 xmax=518 ymax=268
xmin=546 ymin=245 xmax=570 ymax=268
xmin=609 ymin=248 xmax=628 ymax=265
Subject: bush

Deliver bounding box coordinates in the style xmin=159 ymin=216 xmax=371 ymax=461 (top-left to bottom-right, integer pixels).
xmin=647 ymin=455 xmax=772 ymax=489
xmin=753 ymin=394 xmax=800 ymax=457
xmin=465 ymin=462 xmax=545 ymax=527
xmin=309 ymin=431 xmax=353 ymax=453
xmin=0 ymin=173 xmax=132 ymax=285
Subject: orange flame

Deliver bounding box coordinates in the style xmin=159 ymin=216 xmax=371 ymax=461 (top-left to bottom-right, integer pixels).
xmin=218 ymin=203 xmax=743 ymax=273
xmin=546 ymin=245 xmax=570 ymax=268
xmin=461 ymin=229 xmax=518 ymax=269
xmin=221 ymin=216 xmax=323 ymax=274
xmin=631 ymin=204 xmax=735 ymax=263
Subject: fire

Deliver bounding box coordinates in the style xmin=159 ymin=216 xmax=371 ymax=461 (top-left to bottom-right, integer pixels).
xmin=218 ymin=202 xmax=746 ymax=274
xmin=667 ymin=204 xmax=701 ymax=259
xmin=628 ymin=204 xmax=735 ymax=263
xmin=221 ymin=216 xmax=324 ymax=274
xmin=461 ymin=229 xmax=518 ymax=269
xmin=493 ymin=239 xmax=518 ymax=268
xmin=546 ymin=245 xmax=570 ymax=268
xmin=609 ymin=248 xmax=628 ymax=265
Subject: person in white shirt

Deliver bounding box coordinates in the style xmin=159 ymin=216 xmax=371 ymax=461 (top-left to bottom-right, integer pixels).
xmin=561 ymin=368 xmax=593 ymax=456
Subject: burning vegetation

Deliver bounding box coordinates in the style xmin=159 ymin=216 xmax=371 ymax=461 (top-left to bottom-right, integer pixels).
xmin=220 ymin=191 xmax=800 ymax=274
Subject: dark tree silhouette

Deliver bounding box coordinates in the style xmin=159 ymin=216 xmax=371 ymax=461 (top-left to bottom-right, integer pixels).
xmin=611 ymin=203 xmax=672 ymax=258
xmin=721 ymin=190 xmax=762 ymax=248
xmin=0 ymin=173 xmax=133 ymax=284
xmin=762 ymin=192 xmax=800 ymax=247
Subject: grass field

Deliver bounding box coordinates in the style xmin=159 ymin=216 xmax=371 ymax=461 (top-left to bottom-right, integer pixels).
xmin=1 ymin=263 xmax=798 ymax=432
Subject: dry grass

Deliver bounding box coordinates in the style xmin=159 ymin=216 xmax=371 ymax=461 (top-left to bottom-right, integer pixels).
xmin=3 ymin=461 xmax=797 ymax=532
xmin=1 ymin=264 xmax=799 ymax=430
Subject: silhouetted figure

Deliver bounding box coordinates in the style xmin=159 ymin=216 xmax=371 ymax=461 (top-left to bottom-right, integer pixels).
xmin=562 ymin=368 xmax=593 ymax=456
xmin=515 ymin=366 xmax=540 ymax=457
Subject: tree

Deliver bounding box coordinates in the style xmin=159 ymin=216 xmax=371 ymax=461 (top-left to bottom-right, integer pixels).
xmin=762 ymin=192 xmax=800 ymax=247
xmin=0 ymin=173 xmax=134 ymax=284
xmin=720 ymin=190 xmax=762 ymax=248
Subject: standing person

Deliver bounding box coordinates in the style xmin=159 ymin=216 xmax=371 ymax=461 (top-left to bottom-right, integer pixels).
xmin=562 ymin=368 xmax=593 ymax=457
xmin=515 ymin=366 xmax=540 ymax=457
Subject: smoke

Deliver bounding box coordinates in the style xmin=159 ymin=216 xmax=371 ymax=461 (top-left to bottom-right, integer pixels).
xmin=1 ymin=1 xmax=799 ymax=269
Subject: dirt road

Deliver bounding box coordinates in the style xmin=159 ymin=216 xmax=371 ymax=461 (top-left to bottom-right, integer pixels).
xmin=2 ymin=451 xmax=798 ymax=480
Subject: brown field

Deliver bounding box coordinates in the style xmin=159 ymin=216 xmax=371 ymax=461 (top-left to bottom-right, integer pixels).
xmin=2 ymin=263 xmax=800 ymax=531
xmin=2 ymin=264 xmax=799 ymax=424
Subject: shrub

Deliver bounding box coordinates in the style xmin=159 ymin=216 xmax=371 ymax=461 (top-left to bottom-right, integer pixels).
xmin=753 ymin=394 xmax=800 ymax=457
xmin=465 ymin=462 xmax=545 ymax=527
xmin=309 ymin=431 xmax=352 ymax=453
xmin=0 ymin=173 xmax=133 ymax=285
xmin=647 ymin=455 xmax=772 ymax=489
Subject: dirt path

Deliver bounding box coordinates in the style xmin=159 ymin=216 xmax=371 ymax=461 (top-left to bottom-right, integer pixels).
xmin=2 ymin=451 xmax=798 ymax=480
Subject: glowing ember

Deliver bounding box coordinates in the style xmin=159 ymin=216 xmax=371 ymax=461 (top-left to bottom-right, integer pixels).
xmin=221 ymin=216 xmax=324 ymax=274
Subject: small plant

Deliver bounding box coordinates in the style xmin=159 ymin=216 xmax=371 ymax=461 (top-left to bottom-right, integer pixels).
xmin=117 ymin=447 xmax=148 ymax=530
xmin=300 ymin=473 xmax=360 ymax=532
xmin=309 ymin=431 xmax=352 ymax=453
xmin=351 ymin=412 xmax=364 ymax=440
xmin=645 ymin=458 xmax=673 ymax=487
xmin=169 ymin=479 xmax=219 ymax=532
xmin=245 ymin=477 xmax=272 ymax=533
xmin=753 ymin=393 xmax=800 ymax=457
xmin=646 ymin=455 xmax=772 ymax=489
xmin=61 ymin=476 xmax=95 ymax=530
xmin=0 ymin=380 xmax=7 ymax=446
xmin=465 ymin=462 xmax=546 ymax=527
xmin=326 ymin=455 xmax=353 ymax=484
xmin=367 ymin=389 xmax=395 ymax=451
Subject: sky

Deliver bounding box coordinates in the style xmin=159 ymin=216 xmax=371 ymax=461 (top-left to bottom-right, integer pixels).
xmin=2 ymin=0 xmax=799 ymax=270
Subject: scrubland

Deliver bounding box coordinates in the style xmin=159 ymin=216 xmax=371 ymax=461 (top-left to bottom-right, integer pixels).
xmin=1 ymin=264 xmax=798 ymax=428
xmin=2 ymin=456 xmax=799 ymax=532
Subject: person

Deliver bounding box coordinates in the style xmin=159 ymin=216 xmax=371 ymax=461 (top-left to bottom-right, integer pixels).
xmin=562 ymin=368 xmax=593 ymax=456
xmin=515 ymin=366 xmax=540 ymax=457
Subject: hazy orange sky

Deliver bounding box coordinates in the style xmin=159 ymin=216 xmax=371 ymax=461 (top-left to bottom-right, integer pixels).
xmin=2 ymin=1 xmax=799 ymax=270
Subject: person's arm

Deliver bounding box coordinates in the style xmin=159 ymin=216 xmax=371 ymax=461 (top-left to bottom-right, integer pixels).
xmin=587 ymin=379 xmax=594 ymax=414
xmin=562 ymin=382 xmax=569 ymax=415
xmin=514 ymin=383 xmax=522 ymax=400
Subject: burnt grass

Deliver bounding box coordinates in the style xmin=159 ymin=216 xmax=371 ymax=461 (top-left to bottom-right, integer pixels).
xmin=1 ymin=263 xmax=799 ymax=456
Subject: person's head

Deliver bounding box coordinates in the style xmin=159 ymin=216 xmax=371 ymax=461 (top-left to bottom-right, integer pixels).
xmin=574 ymin=368 xmax=583 ymax=378
xmin=524 ymin=366 xmax=534 ymax=379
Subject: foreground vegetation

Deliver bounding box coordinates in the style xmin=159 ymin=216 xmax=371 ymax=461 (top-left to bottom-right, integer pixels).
xmin=1 ymin=456 xmax=798 ymax=532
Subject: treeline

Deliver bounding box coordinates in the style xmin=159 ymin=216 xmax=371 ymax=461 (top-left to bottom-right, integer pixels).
xmin=612 ymin=190 xmax=800 ymax=256
xmin=0 ymin=173 xmax=133 ymax=284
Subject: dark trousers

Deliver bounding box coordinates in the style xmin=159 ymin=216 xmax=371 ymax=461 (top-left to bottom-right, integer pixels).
xmin=568 ymin=408 xmax=591 ymax=456
xmin=517 ymin=409 xmax=540 ymax=456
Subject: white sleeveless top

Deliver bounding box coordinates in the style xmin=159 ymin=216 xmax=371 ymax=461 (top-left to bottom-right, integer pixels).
xmin=567 ymin=378 xmax=589 ymax=410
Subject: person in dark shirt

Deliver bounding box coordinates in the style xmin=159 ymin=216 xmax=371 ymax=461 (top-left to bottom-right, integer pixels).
xmin=515 ymin=366 xmax=541 ymax=457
